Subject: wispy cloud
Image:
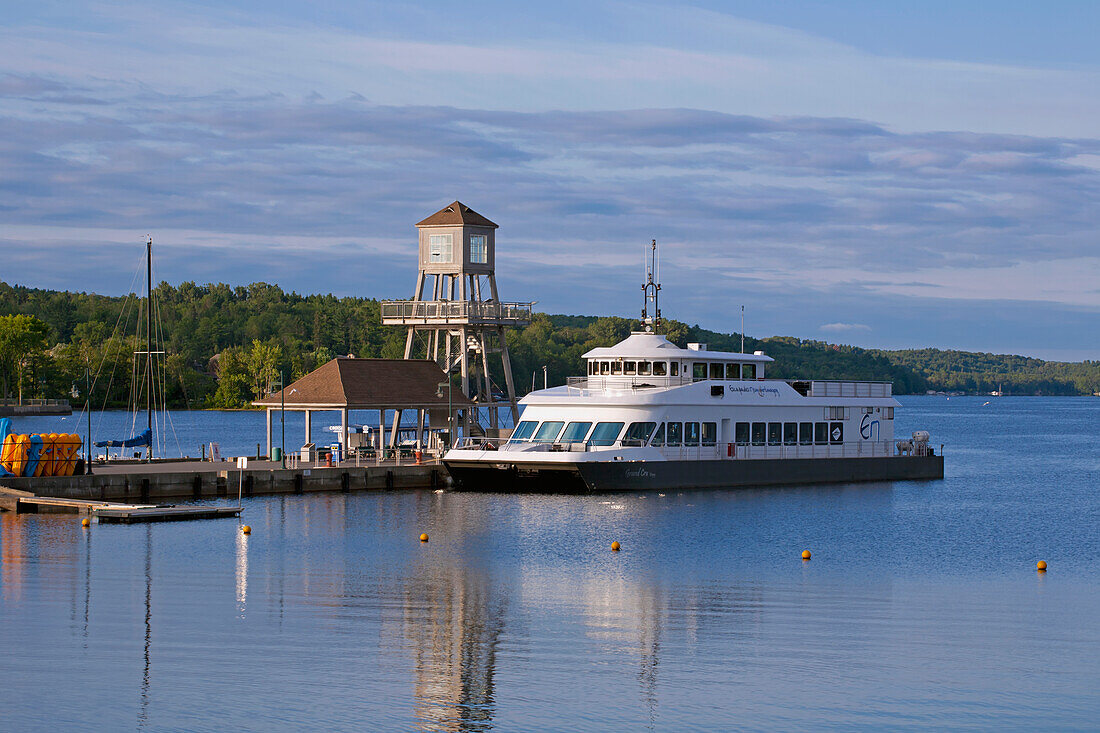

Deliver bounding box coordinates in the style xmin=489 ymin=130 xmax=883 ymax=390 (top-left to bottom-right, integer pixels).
xmin=820 ymin=323 xmax=872 ymax=333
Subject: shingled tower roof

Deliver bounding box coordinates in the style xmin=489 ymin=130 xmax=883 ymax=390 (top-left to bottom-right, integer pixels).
xmin=416 ymin=201 xmax=498 ymax=228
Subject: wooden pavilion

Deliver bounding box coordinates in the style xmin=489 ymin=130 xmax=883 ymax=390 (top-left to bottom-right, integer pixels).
xmin=252 ymin=357 xmax=471 ymax=457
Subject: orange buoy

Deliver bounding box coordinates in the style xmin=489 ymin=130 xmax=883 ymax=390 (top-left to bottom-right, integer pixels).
xmin=241 ymin=525 xmax=251 ymax=535
xmin=420 ymin=533 xmax=429 ymax=542
xmin=1037 ymin=561 xmax=1047 ymax=572
xmin=611 ymin=541 xmax=621 ymax=552
xmin=802 ymin=549 xmax=812 ymax=561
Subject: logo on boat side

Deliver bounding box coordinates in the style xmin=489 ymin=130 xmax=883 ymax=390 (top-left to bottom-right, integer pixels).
xmin=728 ymin=386 xmax=781 ymax=398
xmin=859 ymin=413 xmax=880 ymax=440
xmin=625 ymin=468 xmax=654 ymax=478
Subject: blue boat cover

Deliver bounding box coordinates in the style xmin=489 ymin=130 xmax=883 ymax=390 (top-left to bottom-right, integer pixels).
xmin=0 ymin=417 xmax=11 ymax=476
xmin=94 ymin=428 xmax=152 ymax=449
xmin=23 ymin=434 xmax=44 ymax=477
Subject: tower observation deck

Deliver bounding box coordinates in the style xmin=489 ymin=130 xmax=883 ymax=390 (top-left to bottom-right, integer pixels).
xmin=381 ymin=201 xmax=532 ymax=435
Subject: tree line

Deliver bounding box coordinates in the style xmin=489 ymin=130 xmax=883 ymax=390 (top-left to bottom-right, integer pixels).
xmin=0 ymin=280 xmax=1096 ymax=409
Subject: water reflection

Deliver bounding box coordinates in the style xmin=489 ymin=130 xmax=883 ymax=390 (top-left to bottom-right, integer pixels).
xmin=403 ymin=495 xmax=507 ymax=732
xmin=138 ymin=525 xmax=152 ymax=730
xmin=236 ymin=526 xmax=248 ymax=617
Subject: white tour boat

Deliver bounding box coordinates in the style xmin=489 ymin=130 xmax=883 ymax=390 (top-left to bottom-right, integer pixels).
xmin=443 ymin=244 xmax=943 ymax=492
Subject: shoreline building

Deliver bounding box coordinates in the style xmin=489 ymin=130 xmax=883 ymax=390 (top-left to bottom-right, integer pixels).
xmin=381 ymin=202 xmax=532 ymax=437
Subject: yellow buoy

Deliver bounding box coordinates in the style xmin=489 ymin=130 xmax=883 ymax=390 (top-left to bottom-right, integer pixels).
xmin=241 ymin=525 xmax=251 ymax=535
xmin=802 ymin=549 xmax=812 ymax=560
xmin=1037 ymin=560 xmax=1047 ymax=572
xmin=420 ymin=533 xmax=429 ymax=542
xmin=81 ymin=517 xmax=90 ymax=528
xmin=611 ymin=541 xmax=621 ymax=552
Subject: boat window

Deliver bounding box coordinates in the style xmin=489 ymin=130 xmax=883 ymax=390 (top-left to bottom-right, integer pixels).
xmin=650 ymin=423 xmax=665 ymax=446
xmin=667 ymin=422 xmax=683 ymax=446
xmin=783 ymin=422 xmax=797 ymax=445
xmin=669 ymin=362 xmax=679 ymax=376
xmin=692 ymin=363 xmax=707 ymax=381
xmin=685 ymin=422 xmax=700 ymax=446
xmin=588 ymin=361 xmax=595 ymax=375
xmin=623 ymin=422 xmax=656 ymax=446
xmin=751 ymin=422 xmax=765 ymax=446
xmin=600 ymin=361 xmax=610 ymax=375
xmin=532 ymin=421 xmax=565 ymax=443
xmin=799 ymin=422 xmax=813 ymax=445
xmin=726 ymin=363 xmax=741 ymax=380
xmin=624 ymin=361 xmax=637 ymax=375
xmin=735 ymin=422 xmax=750 ymax=445
xmin=701 ymin=422 xmax=717 ymax=446
xmin=611 ymin=361 xmax=623 ymax=375
xmin=709 ymin=363 xmax=724 ymax=379
xmin=588 ymin=421 xmax=625 ymax=447
xmin=885 ymin=407 xmax=894 ymax=419
xmin=830 ymin=422 xmax=843 ymax=444
xmin=767 ymin=422 xmax=782 ymax=445
xmin=638 ymin=361 xmax=652 ymax=376
xmin=743 ymin=363 xmax=756 ymax=380
xmin=653 ymin=361 xmax=667 ymax=376
xmin=814 ymin=422 xmax=828 ymax=445
xmin=560 ymin=421 xmax=592 ymax=443
xmin=511 ymin=421 xmax=538 ymax=441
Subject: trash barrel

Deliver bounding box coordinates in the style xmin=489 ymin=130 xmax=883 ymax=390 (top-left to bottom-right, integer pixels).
xmin=271 ymin=447 xmax=283 ymax=462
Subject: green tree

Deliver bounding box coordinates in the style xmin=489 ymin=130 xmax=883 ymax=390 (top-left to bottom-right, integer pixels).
xmin=247 ymin=339 xmax=283 ymax=399
xmin=0 ymin=314 xmax=50 ymax=402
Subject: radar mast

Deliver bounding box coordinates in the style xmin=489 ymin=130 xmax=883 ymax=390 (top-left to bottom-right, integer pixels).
xmin=641 ymin=239 xmax=661 ymax=332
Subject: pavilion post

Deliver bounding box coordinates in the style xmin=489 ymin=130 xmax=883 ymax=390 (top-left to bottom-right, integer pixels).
xmin=304 ymin=409 xmax=312 ymax=448
xmin=341 ymin=407 xmax=348 ymax=463
xmin=265 ymin=408 xmax=273 ymax=459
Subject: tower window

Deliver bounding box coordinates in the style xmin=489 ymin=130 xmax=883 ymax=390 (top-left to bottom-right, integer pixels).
xmin=429 ymin=234 xmax=453 ymax=263
xmin=470 ymin=234 xmax=488 ymax=264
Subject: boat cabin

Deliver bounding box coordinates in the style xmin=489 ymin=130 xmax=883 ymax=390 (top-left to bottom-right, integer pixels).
xmin=580 ymin=332 xmax=772 ymax=389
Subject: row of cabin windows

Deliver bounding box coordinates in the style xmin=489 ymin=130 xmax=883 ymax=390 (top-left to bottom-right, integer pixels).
xmin=428 ymin=234 xmax=489 ymax=264
xmin=509 ymin=419 xmax=720 ymax=447
xmin=733 ymin=421 xmax=844 ymax=446
xmin=587 ymin=360 xmax=758 ymax=379
xmin=511 ymin=420 xmax=626 ymax=446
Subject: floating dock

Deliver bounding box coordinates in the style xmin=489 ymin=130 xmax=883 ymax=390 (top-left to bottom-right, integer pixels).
xmin=0 ymin=490 xmax=242 ymax=523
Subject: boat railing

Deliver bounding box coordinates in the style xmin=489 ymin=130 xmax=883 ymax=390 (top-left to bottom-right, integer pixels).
xmin=483 ymin=438 xmax=936 ymax=459
xmin=786 ymin=380 xmax=893 ymax=398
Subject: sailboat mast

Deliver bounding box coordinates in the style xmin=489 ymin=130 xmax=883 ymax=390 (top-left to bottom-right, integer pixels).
xmin=146 ymin=236 xmax=153 ymax=461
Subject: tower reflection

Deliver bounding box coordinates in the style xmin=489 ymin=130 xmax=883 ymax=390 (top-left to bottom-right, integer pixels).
xmin=404 ymin=495 xmax=506 ymax=732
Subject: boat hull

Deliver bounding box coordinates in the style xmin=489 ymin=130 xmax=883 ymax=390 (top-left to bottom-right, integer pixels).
xmin=444 ymin=455 xmax=944 ymax=493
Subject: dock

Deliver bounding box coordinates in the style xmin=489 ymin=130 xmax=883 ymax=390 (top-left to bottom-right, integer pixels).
xmin=0 ymin=458 xmax=447 ymax=505
xmin=1 ymin=490 xmax=242 ymax=523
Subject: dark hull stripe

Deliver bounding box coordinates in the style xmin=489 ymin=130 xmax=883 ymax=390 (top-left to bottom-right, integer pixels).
xmin=444 ymin=455 xmax=944 ymax=493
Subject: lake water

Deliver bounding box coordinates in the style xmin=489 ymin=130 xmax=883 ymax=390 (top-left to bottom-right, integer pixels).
xmin=2 ymin=397 xmax=1099 ymax=731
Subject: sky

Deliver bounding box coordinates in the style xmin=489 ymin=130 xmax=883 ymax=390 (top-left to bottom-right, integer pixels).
xmin=1 ymin=0 xmax=1098 ymax=361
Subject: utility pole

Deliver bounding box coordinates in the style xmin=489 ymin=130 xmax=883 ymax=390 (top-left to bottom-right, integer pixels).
xmin=280 ymin=370 xmax=286 ymax=468
xmin=740 ymin=305 xmax=745 ymax=354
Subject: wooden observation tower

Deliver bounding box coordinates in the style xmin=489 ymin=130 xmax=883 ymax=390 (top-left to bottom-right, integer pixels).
xmin=380 ymin=202 xmax=532 ymax=436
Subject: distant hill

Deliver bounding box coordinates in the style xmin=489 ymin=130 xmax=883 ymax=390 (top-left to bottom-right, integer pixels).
xmin=0 ymin=280 xmax=1096 ymax=408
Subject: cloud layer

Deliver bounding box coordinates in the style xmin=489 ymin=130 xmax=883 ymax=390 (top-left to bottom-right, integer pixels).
xmin=1 ymin=1 xmax=1098 ymax=359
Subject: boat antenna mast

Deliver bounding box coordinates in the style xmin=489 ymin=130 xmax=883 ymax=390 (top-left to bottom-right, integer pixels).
xmin=641 ymin=239 xmax=661 ymax=332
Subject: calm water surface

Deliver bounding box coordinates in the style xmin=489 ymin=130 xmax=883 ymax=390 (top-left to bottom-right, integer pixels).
xmin=2 ymin=397 xmax=1099 ymax=731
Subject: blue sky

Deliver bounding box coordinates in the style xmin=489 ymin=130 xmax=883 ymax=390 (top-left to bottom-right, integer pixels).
xmin=2 ymin=1 xmax=1098 ymax=360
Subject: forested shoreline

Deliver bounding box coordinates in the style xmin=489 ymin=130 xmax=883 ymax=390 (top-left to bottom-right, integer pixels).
xmin=0 ymin=280 xmax=1096 ymax=408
